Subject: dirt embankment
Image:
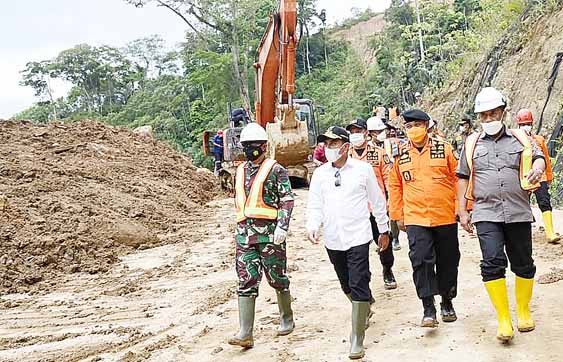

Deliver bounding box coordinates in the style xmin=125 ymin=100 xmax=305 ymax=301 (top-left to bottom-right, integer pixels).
xmin=331 ymin=13 xmax=386 ymax=66
xmin=0 ymin=120 xmax=218 ymax=294
xmin=429 ymin=7 xmax=563 ymax=136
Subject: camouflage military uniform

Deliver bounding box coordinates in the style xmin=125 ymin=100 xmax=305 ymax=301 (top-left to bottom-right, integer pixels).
xmin=453 ymin=131 xmax=477 ymax=159
xmin=235 ymin=161 xmax=295 ymax=297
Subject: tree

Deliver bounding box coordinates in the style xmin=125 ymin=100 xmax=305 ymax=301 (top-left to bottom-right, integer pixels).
xmin=125 ymin=0 xmax=277 ymax=114
xmin=124 ymin=35 xmax=180 ymax=83
xmin=20 ymin=61 xmax=59 ymax=120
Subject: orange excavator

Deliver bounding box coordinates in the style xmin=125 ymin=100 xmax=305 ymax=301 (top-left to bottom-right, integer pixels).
xmin=204 ymin=0 xmax=321 ymax=191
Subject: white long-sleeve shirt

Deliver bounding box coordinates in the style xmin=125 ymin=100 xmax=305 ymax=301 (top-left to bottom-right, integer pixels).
xmin=306 ymin=157 xmax=390 ymax=251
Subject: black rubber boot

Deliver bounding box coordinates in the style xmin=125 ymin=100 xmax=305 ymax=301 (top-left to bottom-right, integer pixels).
xmin=421 ymin=296 xmax=439 ymax=328
xmin=383 ymin=267 xmax=397 ymax=290
xmin=440 ymin=297 xmax=457 ymax=323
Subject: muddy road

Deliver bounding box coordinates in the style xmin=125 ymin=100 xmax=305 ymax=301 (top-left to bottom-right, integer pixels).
xmin=0 ymin=190 xmax=562 ymax=362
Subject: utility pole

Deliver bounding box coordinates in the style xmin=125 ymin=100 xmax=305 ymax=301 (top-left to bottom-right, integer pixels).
xmin=414 ymin=0 xmax=425 ymax=62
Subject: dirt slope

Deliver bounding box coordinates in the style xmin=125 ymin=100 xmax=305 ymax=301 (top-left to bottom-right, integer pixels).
xmin=0 ymin=190 xmax=561 ymax=362
xmin=429 ymin=7 xmax=563 ymax=136
xmin=331 ymin=14 xmax=386 ymax=66
xmin=0 ymin=120 xmax=218 ymax=294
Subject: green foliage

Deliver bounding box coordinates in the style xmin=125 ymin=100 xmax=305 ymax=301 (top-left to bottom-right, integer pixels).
xmin=17 ymin=0 xmax=554 ymax=168
xmin=296 ymin=39 xmax=367 ymax=130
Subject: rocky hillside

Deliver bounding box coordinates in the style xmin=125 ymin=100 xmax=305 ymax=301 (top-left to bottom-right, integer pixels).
xmin=332 ymin=6 xmax=563 ymax=138
xmin=331 ymin=13 xmax=386 ymax=66
xmin=428 ymin=7 xmax=563 ymax=136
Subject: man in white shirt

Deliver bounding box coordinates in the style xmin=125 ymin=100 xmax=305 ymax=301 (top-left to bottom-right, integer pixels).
xmin=307 ymin=126 xmax=390 ymax=360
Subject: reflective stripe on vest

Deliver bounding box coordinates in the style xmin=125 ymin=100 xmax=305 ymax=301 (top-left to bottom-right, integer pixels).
xmin=235 ymin=158 xmax=279 ymax=223
xmin=464 ymin=129 xmax=539 ymax=201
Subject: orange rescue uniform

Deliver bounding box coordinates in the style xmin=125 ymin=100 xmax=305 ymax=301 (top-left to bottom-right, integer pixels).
xmin=349 ymin=143 xmax=392 ymax=197
xmin=389 ymin=137 xmax=458 ymax=226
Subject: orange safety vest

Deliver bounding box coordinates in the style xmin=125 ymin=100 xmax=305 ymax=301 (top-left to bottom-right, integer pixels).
xmin=234 ymin=158 xmax=279 ymax=223
xmin=464 ymin=129 xmax=540 ymax=201
xmin=533 ymin=134 xmax=553 ymax=182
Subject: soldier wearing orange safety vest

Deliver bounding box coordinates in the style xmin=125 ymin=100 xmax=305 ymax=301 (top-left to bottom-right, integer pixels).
xmin=457 ymin=87 xmax=546 ymax=342
xmin=367 ymin=116 xmax=404 ymax=251
xmin=388 ymin=109 xmax=460 ymax=328
xmin=516 ymin=108 xmax=560 ymax=244
xmin=346 ymin=118 xmax=397 ymax=291
xmin=228 ymin=123 xmax=295 ymax=349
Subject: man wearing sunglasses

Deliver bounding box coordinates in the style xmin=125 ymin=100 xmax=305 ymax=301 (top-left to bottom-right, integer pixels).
xmin=388 ymin=109 xmax=460 ymax=328
xmin=307 ymin=126 xmax=390 ymax=360
xmin=228 ymin=123 xmax=295 ymax=349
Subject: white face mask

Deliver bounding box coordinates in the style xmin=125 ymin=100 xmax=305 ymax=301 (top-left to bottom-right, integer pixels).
xmin=325 ymin=144 xmax=346 ymax=163
xmin=520 ymin=125 xmax=532 ymax=134
xmin=349 ymin=133 xmax=365 ymax=147
xmin=459 ymin=126 xmax=465 ymax=132
xmin=376 ymin=132 xmax=387 ymax=142
xmin=482 ymin=121 xmax=503 ymax=136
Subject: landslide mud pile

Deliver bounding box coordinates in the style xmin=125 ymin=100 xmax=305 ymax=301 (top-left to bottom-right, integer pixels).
xmin=0 ymin=120 xmax=218 ymax=293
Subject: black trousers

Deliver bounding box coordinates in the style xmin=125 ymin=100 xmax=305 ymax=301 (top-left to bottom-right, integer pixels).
xmin=406 ymin=224 xmax=460 ymax=300
xmin=213 ymin=152 xmax=223 ymax=172
xmin=370 ymin=215 xmax=394 ymax=268
xmin=475 ymin=221 xmax=536 ymax=282
xmin=326 ymin=242 xmax=371 ymax=302
xmin=534 ymin=181 xmax=552 ymax=212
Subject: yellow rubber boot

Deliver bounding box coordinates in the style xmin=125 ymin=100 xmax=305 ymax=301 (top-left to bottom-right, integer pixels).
xmin=484 ymin=279 xmax=514 ymax=341
xmin=515 ymin=276 xmax=535 ymax=332
xmin=542 ymin=211 xmax=561 ymax=244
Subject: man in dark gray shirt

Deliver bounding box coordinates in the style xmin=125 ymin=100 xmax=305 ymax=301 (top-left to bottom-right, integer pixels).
xmin=456 ymin=87 xmax=546 ymax=343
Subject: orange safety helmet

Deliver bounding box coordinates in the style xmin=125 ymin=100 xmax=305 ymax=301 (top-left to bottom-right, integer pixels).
xmin=516 ymin=109 xmax=534 ymax=125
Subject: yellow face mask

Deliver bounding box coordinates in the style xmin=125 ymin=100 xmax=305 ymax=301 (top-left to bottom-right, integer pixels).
xmin=406 ymin=126 xmax=427 ymax=144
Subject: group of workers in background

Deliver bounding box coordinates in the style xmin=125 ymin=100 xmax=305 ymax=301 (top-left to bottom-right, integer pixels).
xmin=227 ymin=86 xmax=559 ymax=360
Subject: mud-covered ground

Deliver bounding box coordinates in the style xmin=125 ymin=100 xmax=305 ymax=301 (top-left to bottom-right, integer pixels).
xmin=0 ymin=120 xmax=217 ymax=294
xmin=0 ymin=191 xmax=562 ymax=362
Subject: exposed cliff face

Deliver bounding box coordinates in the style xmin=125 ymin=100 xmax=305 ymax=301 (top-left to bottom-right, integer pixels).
xmin=428 ymin=7 xmax=563 ymax=137
xmin=331 ymin=13 xmax=386 ymax=66
xmin=331 ymin=6 xmax=563 ymax=138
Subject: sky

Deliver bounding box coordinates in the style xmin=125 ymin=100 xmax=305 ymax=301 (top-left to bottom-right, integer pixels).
xmin=0 ymin=0 xmax=390 ymax=118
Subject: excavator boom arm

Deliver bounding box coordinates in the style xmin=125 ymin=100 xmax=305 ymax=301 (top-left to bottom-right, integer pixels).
xmin=254 ymin=0 xmax=298 ymax=127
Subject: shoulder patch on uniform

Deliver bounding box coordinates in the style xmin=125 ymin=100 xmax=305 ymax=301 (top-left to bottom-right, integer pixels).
xmin=366 ymin=149 xmax=380 ymax=164
xmin=430 ymin=141 xmax=446 ymax=159
xmin=398 ymin=150 xmax=412 ymax=165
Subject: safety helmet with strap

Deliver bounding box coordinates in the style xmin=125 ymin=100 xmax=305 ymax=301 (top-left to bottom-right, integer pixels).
xmin=474 ymin=87 xmax=507 ymax=113
xmin=367 ymin=116 xmax=387 ymax=131
xmin=240 ymin=123 xmax=268 ymax=143
xmin=516 ymin=109 xmax=534 ymax=125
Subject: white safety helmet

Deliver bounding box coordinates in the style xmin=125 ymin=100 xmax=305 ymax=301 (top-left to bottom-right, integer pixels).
xmin=474 ymin=87 xmax=507 ymax=113
xmin=240 ymin=123 xmax=268 ymax=143
xmin=367 ymin=116 xmax=387 ymax=131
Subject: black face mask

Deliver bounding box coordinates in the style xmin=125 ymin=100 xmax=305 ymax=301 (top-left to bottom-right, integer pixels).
xmin=243 ymin=144 xmax=265 ymax=161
